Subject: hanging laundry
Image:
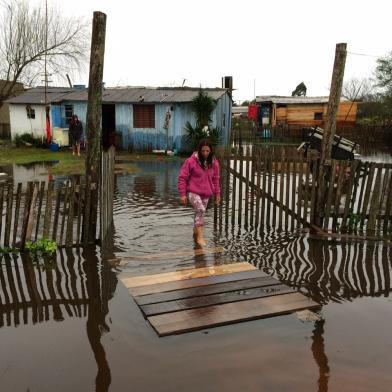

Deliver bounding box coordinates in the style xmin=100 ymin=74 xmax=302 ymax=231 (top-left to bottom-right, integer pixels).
xmin=248 ymin=105 xmax=259 ymax=120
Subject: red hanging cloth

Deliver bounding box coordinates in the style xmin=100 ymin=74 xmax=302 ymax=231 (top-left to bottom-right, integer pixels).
xmin=248 ymin=105 xmax=259 ymax=120
xmin=45 ymin=107 xmax=51 ymax=144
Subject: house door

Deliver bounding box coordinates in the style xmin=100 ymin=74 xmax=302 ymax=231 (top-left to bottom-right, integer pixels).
xmin=102 ymin=104 xmax=115 ymax=149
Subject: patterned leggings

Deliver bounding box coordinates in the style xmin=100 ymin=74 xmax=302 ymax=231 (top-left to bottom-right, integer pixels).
xmin=188 ymin=192 xmax=209 ymax=227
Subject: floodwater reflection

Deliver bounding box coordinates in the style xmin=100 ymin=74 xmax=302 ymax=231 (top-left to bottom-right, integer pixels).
xmin=0 ymin=248 xmax=117 ymax=392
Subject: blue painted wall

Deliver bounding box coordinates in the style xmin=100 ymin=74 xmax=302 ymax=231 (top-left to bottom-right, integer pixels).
xmin=58 ymin=92 xmax=231 ymax=151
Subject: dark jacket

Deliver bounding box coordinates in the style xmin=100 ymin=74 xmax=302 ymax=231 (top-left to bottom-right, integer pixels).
xmin=69 ymin=120 xmax=83 ymax=141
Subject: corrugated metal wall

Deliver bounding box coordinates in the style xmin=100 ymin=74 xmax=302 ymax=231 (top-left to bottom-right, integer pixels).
xmin=58 ymin=92 xmax=231 ymax=152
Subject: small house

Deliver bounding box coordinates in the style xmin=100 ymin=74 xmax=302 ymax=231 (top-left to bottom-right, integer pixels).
xmin=255 ymin=96 xmax=358 ymax=128
xmin=7 ymin=85 xmax=232 ymax=152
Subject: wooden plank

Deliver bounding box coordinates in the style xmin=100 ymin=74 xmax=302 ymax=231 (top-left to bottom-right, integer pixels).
xmin=43 ymin=181 xmax=54 ymax=238
xmin=266 ymin=153 xmax=273 ymax=228
xmin=254 ymin=149 xmax=261 ymax=228
xmin=25 ymin=182 xmax=39 ymax=242
xmin=250 ymin=147 xmax=256 ymax=227
xmin=231 ymin=148 xmax=238 ymax=227
xmin=135 ymin=275 xmax=279 ymax=306
xmin=123 ymin=262 xmax=255 ymax=288
xmin=243 ymin=147 xmax=250 ymax=228
xmin=303 ymin=159 xmax=310 ymax=224
xmin=340 ymin=160 xmax=359 ymax=233
xmin=290 ymin=159 xmax=297 ymax=231
xmin=51 ymin=188 xmax=62 ymax=242
xmin=332 ymin=161 xmax=346 ymax=231
xmin=3 ymin=182 xmax=13 ymax=247
xmin=66 ymin=181 xmax=75 ymax=247
xmin=141 ymin=284 xmax=295 ymax=317
xmin=278 ymin=157 xmax=285 ymax=229
xmin=367 ymin=165 xmax=383 ymax=232
xmin=20 ymin=182 xmax=33 ymax=248
xmin=323 ymin=161 xmax=337 ymax=230
xmin=377 ymin=167 xmax=389 ymax=233
xmin=12 ymin=183 xmax=22 ymax=248
xmin=224 ymin=155 xmax=230 ymax=229
xmin=360 ymin=162 xmax=376 ymax=229
xmin=59 ymin=184 xmax=70 ymax=245
xmin=296 ymin=157 xmax=304 ymax=227
xmin=272 ymin=156 xmax=279 ymax=228
xmin=34 ymin=181 xmax=46 ymax=240
xmin=148 ymin=292 xmax=320 ymax=336
xmin=309 ymin=159 xmax=318 ymax=225
xmin=285 ymin=157 xmax=291 ymax=229
xmin=128 ymin=269 xmax=268 ymax=297
xmin=237 ymin=147 xmax=244 ymax=227
xmin=383 ymin=172 xmax=392 ymax=234
xmin=260 ymin=149 xmax=267 ymax=227
xmin=356 ymin=161 xmax=369 ymax=216
xmin=76 ymin=184 xmax=84 ymax=245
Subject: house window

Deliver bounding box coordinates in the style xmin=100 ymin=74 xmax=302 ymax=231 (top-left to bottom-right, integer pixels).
xmin=65 ymin=104 xmax=74 ymax=125
xmin=314 ymin=112 xmax=323 ymax=120
xmin=133 ymin=104 xmax=155 ymax=128
xmin=26 ymin=105 xmax=35 ymax=119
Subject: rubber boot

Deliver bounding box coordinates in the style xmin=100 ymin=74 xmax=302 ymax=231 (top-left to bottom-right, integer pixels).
xmin=196 ymin=226 xmax=206 ymax=247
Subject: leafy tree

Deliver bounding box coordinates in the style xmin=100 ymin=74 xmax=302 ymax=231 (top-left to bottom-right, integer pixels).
xmin=0 ymin=0 xmax=89 ymax=108
xmin=291 ymin=82 xmax=307 ymax=96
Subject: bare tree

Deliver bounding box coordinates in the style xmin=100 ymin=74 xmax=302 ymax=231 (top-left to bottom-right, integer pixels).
xmin=0 ymin=0 xmax=90 ymax=106
xmin=342 ymin=77 xmax=374 ymax=101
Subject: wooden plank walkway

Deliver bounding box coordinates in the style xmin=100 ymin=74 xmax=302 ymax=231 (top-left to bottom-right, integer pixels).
xmin=120 ymin=262 xmax=320 ymax=337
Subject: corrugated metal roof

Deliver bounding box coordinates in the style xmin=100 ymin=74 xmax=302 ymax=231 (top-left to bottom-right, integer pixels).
xmin=6 ymin=87 xmax=76 ymax=104
xmin=64 ymin=87 xmax=227 ymax=103
xmin=255 ymin=95 xmax=349 ymax=104
xmin=7 ymin=86 xmax=228 ymax=104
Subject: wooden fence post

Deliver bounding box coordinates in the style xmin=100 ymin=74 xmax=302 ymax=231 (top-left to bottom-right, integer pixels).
xmin=85 ymin=11 xmax=107 ymax=243
xmin=315 ymin=43 xmax=347 ymax=227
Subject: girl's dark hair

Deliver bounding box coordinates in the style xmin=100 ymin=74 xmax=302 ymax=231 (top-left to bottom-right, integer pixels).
xmin=197 ymin=139 xmax=214 ymax=169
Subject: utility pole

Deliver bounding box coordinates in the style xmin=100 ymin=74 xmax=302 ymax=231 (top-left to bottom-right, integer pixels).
xmin=314 ymin=43 xmax=347 ymax=227
xmin=84 ymin=11 xmax=107 ymax=243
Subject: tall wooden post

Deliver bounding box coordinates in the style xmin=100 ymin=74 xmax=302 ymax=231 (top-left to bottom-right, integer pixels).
xmin=84 ymin=11 xmax=107 ymax=244
xmin=320 ymin=43 xmax=347 ymax=164
xmin=314 ymin=43 xmax=347 ymax=227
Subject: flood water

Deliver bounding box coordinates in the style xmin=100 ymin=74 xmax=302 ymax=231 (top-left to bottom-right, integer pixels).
xmin=1 ymin=150 xmax=392 ymax=391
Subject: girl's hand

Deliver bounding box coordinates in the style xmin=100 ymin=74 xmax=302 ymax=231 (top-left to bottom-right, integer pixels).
xmin=215 ymin=195 xmax=221 ymax=205
xmin=180 ymin=196 xmax=187 ymax=206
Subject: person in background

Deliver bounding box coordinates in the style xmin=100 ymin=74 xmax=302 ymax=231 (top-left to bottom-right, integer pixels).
xmin=69 ymin=114 xmax=83 ymax=156
xmin=178 ymin=139 xmax=221 ymax=247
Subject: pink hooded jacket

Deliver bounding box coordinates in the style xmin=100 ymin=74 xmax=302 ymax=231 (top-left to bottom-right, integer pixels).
xmin=178 ymin=152 xmax=220 ymax=198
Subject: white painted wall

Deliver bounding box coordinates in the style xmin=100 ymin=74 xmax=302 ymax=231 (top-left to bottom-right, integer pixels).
xmin=9 ymin=104 xmax=52 ymax=140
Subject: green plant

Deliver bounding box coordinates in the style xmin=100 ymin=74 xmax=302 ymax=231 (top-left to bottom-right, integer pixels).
xmin=26 ymin=238 xmax=58 ymax=256
xmin=184 ymin=122 xmax=222 ymax=150
xmin=348 ymin=211 xmax=360 ymax=231
xmin=184 ymin=89 xmax=222 ymax=150
xmin=14 ymin=132 xmax=42 ymax=148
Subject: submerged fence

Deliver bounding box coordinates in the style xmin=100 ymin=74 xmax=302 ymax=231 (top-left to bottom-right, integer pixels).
xmin=214 ymin=146 xmax=392 ymax=237
xmin=0 ymin=180 xmax=98 ymax=249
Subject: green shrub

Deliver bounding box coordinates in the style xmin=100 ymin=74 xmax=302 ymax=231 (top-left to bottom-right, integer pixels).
xmin=26 ymin=238 xmax=57 ymax=256
xmin=14 ymin=132 xmax=43 ymax=147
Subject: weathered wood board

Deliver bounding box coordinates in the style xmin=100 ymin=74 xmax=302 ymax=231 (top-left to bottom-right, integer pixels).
xmin=120 ymin=262 xmax=320 ymax=337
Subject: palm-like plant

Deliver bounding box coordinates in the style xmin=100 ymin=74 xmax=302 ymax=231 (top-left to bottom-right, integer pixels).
xmin=184 ymin=89 xmax=222 ymax=150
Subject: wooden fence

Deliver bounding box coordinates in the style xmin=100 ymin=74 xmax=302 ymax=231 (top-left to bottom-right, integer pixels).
xmin=100 ymin=145 xmax=115 ymax=243
xmin=0 ymin=180 xmax=98 ymax=249
xmin=214 ymin=146 xmax=392 ymax=237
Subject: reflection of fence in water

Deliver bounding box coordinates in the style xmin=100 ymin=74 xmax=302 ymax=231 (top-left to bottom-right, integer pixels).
xmin=0 ymin=249 xmax=116 ymax=328
xmin=248 ymin=236 xmax=392 ymax=303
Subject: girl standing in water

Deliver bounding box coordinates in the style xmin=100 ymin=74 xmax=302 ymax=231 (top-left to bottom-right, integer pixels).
xmin=178 ymin=139 xmax=221 ymax=246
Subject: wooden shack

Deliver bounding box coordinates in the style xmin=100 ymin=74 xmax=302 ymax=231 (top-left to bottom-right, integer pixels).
xmin=255 ymin=96 xmax=357 ymax=128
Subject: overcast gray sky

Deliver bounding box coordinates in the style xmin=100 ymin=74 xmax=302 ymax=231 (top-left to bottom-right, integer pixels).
xmin=45 ymin=0 xmax=391 ymax=103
